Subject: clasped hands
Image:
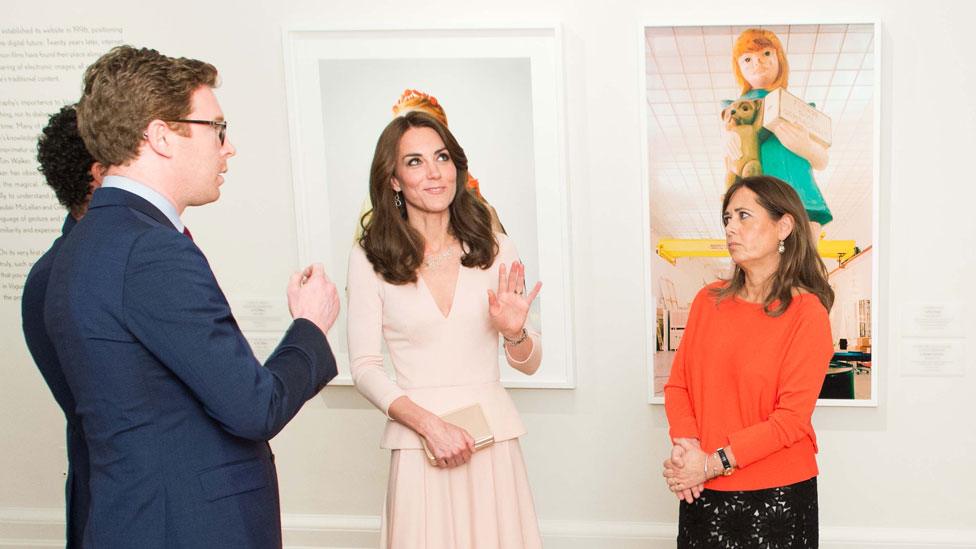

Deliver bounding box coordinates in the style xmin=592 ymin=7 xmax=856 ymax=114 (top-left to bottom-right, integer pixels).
xmin=662 ymin=438 xmax=709 ymax=504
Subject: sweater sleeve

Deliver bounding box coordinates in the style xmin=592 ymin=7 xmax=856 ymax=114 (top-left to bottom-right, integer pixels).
xmin=346 ymin=245 xmax=406 ymax=416
xmin=663 ymin=288 xmax=708 ymax=440
xmin=727 ymin=300 xmax=833 ymax=467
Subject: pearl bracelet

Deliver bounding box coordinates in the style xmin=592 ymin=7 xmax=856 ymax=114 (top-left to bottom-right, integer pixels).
xmin=503 ymin=328 xmax=528 ymax=346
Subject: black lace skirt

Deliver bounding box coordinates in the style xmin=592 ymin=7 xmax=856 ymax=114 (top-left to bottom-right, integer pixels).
xmin=677 ymin=476 xmax=818 ymax=548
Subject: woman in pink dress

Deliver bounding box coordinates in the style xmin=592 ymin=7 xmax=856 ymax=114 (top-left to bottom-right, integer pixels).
xmin=347 ymin=110 xmax=544 ymax=548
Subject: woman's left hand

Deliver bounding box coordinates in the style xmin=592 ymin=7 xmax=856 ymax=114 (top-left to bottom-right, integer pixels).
xmin=664 ymin=439 xmax=704 ymax=503
xmin=488 ymin=261 xmax=542 ymax=338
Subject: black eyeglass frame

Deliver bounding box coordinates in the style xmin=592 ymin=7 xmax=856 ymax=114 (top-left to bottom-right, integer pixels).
xmin=166 ymin=119 xmax=228 ymax=145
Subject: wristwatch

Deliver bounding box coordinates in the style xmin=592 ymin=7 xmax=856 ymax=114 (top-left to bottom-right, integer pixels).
xmin=716 ymin=448 xmax=734 ymax=476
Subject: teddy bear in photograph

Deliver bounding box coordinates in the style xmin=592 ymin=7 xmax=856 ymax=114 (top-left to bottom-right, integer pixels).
xmin=721 ymin=98 xmax=764 ymax=188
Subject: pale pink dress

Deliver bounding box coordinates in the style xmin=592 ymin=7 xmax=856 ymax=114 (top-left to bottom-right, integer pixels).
xmin=347 ymin=233 xmax=543 ymax=549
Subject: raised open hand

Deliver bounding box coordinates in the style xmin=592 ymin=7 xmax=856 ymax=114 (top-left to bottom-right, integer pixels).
xmin=487 ymin=261 xmax=541 ymax=339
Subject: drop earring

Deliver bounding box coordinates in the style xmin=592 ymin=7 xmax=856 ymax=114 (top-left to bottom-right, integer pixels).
xmin=778 ymin=240 xmax=785 ymax=254
xmin=393 ymin=192 xmax=403 ymax=208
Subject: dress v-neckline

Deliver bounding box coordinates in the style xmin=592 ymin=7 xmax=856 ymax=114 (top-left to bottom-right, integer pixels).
xmin=418 ymin=264 xmax=462 ymax=320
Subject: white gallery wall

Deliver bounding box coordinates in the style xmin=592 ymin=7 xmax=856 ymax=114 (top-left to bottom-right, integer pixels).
xmin=1 ymin=0 xmax=975 ymax=547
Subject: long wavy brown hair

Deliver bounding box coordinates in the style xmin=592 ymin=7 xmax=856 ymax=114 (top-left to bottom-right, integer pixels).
xmin=359 ymin=111 xmax=497 ymax=285
xmin=712 ymin=176 xmax=834 ymax=316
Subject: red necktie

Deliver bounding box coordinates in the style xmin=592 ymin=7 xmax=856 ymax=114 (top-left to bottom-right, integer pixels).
xmin=182 ymin=226 xmax=193 ymax=241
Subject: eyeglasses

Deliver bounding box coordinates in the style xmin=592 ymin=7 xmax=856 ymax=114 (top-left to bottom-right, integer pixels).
xmin=166 ymin=119 xmax=228 ymax=145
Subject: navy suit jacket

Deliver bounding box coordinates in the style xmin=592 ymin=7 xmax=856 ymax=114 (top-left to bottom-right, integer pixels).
xmin=45 ymin=187 xmax=337 ymax=548
xmin=22 ymin=214 xmax=90 ymax=548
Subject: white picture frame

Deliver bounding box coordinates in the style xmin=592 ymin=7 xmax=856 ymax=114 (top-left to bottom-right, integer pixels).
xmin=282 ymin=26 xmax=575 ymax=388
xmin=638 ymin=20 xmax=882 ymax=407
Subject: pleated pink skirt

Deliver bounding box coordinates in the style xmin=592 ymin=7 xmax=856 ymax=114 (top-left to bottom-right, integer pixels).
xmin=381 ymin=438 xmax=543 ymax=549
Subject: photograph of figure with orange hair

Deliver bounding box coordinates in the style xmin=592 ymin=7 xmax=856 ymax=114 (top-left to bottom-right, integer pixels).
xmin=642 ymin=23 xmax=879 ymax=404
xmin=726 ymin=28 xmax=832 ymax=237
xmin=298 ymin=53 xmax=546 ymax=383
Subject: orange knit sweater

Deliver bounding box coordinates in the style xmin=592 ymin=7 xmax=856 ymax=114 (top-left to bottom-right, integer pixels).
xmin=664 ymin=282 xmax=833 ymax=491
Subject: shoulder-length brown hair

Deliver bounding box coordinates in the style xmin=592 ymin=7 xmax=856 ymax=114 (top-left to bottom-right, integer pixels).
xmin=359 ymin=111 xmax=497 ymax=285
xmin=712 ymin=176 xmax=834 ymax=316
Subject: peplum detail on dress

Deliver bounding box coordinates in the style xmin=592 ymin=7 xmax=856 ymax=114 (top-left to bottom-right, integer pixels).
xmin=379 ymin=379 xmax=527 ymax=449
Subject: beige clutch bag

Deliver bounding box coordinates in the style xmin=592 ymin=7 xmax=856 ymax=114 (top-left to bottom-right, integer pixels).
xmin=421 ymin=404 xmax=495 ymax=465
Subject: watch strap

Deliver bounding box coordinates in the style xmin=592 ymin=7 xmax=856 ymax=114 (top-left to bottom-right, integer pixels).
xmin=716 ymin=447 xmax=734 ymax=476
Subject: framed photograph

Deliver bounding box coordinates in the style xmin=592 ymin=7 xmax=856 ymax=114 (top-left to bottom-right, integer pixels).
xmin=283 ymin=26 xmax=574 ymax=388
xmin=639 ymin=22 xmax=880 ymax=406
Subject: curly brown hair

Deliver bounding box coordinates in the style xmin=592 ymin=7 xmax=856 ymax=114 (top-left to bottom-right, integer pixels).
xmin=36 ymin=105 xmax=95 ymax=216
xmin=359 ymin=111 xmax=497 ymax=285
xmin=76 ymin=45 xmax=218 ymax=167
xmin=712 ymin=175 xmax=834 ymax=316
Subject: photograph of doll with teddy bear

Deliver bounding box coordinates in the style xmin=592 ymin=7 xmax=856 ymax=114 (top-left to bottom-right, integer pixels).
xmin=646 ymin=24 xmax=877 ymax=401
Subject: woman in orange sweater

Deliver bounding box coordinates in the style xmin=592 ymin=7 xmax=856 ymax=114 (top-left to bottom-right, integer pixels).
xmin=663 ymin=175 xmax=834 ymax=547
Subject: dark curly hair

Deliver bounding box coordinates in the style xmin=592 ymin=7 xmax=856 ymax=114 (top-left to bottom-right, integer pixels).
xmin=36 ymin=105 xmax=96 ymax=214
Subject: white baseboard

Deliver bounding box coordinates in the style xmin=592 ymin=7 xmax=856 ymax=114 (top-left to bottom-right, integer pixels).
xmin=3 ymin=507 xmax=975 ymax=548
xmin=287 ymin=516 xmax=976 ymax=548
xmin=0 ymin=507 xmax=65 ymax=548
xmin=819 ymin=526 xmax=976 ymax=548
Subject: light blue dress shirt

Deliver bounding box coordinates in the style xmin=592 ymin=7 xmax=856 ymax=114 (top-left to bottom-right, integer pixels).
xmin=101 ymin=175 xmax=185 ymax=232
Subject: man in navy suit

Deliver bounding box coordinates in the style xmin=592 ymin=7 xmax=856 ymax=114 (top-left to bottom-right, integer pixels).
xmin=22 ymin=105 xmax=103 ymax=548
xmin=45 ymin=46 xmax=340 ymax=548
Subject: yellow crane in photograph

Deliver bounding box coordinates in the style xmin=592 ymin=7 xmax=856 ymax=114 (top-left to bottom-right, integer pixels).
xmin=656 ymin=238 xmax=859 ymax=266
